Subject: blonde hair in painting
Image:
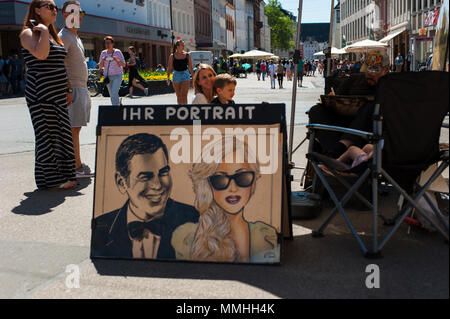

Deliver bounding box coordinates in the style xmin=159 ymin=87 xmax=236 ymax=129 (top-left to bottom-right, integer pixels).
xmin=189 ymin=137 xmax=260 ymax=262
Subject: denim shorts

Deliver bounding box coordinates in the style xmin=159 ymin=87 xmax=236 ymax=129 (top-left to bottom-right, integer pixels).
xmin=173 ymin=70 xmax=191 ymax=83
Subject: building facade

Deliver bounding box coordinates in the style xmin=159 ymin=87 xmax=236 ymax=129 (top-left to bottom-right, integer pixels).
xmin=194 ymin=0 xmax=213 ymax=49
xmin=171 ymin=0 xmax=196 ymax=52
xmin=0 ymin=0 xmax=272 ymax=64
xmin=211 ymin=0 xmax=227 ymax=57
xmin=340 ymin=0 xmax=377 ymax=45
xmin=261 ymin=13 xmax=271 ymax=52
xmin=235 ymin=0 xmax=247 ymax=52
xmin=226 ymin=0 xmax=236 ymax=53
xmin=0 ymin=0 xmax=173 ymax=69
xmin=245 ymin=0 xmax=255 ymax=51
xmin=409 ymin=0 xmax=443 ymax=70
xmin=332 ymin=2 xmax=342 ymax=49
xmin=378 ymin=0 xmax=411 ymax=70
xmin=234 ymin=0 xmax=255 ymax=52
xmin=253 ymin=0 xmax=264 ymax=50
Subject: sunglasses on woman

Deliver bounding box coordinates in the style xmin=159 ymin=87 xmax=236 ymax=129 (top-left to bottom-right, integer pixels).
xmin=40 ymin=3 xmax=59 ymax=12
xmin=208 ymin=171 xmax=255 ymax=191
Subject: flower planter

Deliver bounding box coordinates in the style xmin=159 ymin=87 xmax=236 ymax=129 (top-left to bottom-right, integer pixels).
xmin=101 ymin=80 xmax=175 ymax=97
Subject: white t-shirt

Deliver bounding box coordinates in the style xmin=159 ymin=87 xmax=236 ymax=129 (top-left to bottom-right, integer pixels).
xmin=268 ymin=64 xmax=276 ymax=76
xmin=192 ymin=93 xmax=209 ymax=104
xmin=59 ymin=28 xmax=88 ymax=89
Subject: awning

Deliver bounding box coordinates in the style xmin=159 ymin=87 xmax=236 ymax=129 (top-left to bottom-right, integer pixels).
xmin=379 ymin=27 xmax=407 ymax=43
xmin=345 ymin=39 xmax=388 ymax=52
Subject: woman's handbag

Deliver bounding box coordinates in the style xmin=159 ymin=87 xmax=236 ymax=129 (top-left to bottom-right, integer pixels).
xmin=103 ymin=51 xmax=113 ymax=85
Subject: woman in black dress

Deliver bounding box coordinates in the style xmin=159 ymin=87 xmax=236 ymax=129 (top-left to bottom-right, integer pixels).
xmin=19 ymin=0 xmax=76 ymax=189
xmin=126 ymin=46 xmax=148 ymax=97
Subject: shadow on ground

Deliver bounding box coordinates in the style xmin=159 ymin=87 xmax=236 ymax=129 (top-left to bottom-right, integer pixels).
xmin=11 ymin=178 xmax=92 ymax=216
xmin=92 ymin=207 xmax=449 ymax=298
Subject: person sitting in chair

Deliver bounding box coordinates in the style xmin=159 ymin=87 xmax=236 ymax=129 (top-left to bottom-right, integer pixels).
xmin=308 ymin=51 xmax=390 ymax=159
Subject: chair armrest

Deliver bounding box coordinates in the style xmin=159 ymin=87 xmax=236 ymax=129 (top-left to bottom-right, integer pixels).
xmin=307 ymin=124 xmax=373 ymax=141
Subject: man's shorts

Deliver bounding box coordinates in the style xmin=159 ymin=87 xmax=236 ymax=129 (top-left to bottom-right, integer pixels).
xmin=68 ymin=88 xmax=91 ymax=127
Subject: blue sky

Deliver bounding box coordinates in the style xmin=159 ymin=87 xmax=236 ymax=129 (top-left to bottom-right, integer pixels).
xmin=270 ymin=0 xmax=333 ymax=23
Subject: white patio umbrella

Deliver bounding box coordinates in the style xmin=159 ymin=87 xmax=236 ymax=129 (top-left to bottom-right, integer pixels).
xmin=228 ymin=53 xmax=244 ymax=58
xmin=345 ymin=39 xmax=388 ymax=52
xmin=241 ymin=50 xmax=276 ymax=58
xmin=314 ymin=47 xmax=347 ymax=57
xmin=334 ymin=48 xmax=348 ymax=55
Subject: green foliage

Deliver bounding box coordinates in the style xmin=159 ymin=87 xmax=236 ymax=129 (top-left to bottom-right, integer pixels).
xmin=265 ymin=0 xmax=296 ymax=51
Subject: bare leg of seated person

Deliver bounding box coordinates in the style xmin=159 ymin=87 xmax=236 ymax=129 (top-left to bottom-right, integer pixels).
xmin=337 ymin=144 xmax=374 ymax=168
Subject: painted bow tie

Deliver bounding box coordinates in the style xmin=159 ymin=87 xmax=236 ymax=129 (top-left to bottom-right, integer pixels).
xmin=127 ymin=219 xmax=164 ymax=241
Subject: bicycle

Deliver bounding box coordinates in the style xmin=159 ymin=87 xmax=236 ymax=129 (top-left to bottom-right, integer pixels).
xmin=87 ymin=69 xmax=103 ymax=97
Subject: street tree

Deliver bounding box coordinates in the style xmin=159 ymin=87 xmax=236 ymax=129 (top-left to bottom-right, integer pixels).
xmin=265 ymin=0 xmax=296 ymax=51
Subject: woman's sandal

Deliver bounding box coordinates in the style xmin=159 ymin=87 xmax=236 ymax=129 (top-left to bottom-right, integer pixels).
xmin=51 ymin=181 xmax=77 ymax=190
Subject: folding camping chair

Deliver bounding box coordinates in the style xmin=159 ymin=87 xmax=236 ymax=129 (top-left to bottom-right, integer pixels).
xmin=306 ymin=71 xmax=449 ymax=257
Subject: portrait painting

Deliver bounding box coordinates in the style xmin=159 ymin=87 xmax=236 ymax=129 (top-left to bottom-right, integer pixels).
xmin=91 ymin=105 xmax=287 ymax=264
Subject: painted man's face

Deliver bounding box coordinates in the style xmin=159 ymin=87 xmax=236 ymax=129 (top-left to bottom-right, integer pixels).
xmin=116 ymin=149 xmax=172 ymax=220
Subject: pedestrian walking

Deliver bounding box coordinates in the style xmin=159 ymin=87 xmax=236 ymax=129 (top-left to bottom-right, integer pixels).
xmin=286 ymin=60 xmax=293 ymax=81
xmin=98 ymin=36 xmax=126 ymax=106
xmin=20 ymin=0 xmax=76 ymax=189
xmin=156 ymin=64 xmax=165 ymax=72
xmin=212 ymin=58 xmax=219 ymax=74
xmin=0 ymin=56 xmax=10 ymax=96
xmin=276 ymin=60 xmax=285 ymax=89
xmin=395 ymin=52 xmax=404 ymax=72
xmin=166 ymin=40 xmax=194 ymax=105
xmin=126 ymin=46 xmax=148 ymax=98
xmin=87 ymin=56 xmax=97 ymax=69
xmin=10 ymin=54 xmax=24 ymax=95
xmin=192 ymin=64 xmax=217 ymax=104
xmin=256 ymin=60 xmax=261 ymax=81
xmin=268 ymin=61 xmax=276 ymax=89
xmin=261 ymin=61 xmax=267 ymax=81
xmin=297 ymin=57 xmax=304 ymax=87
xmin=59 ymin=0 xmax=92 ymax=178
xmin=2 ymin=55 xmax=13 ymax=96
xmin=219 ymin=56 xmax=228 ymax=74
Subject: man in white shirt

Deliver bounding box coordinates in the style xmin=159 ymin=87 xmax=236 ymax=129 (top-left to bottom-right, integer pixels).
xmin=59 ymin=1 xmax=92 ymax=178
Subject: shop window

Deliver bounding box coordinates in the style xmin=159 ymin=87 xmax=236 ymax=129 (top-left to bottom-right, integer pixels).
xmin=124 ymin=0 xmax=132 ymax=2
xmin=136 ymin=0 xmax=144 ymax=6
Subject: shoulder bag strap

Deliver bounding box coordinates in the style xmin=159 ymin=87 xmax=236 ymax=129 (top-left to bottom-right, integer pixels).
xmin=105 ymin=50 xmax=115 ymax=76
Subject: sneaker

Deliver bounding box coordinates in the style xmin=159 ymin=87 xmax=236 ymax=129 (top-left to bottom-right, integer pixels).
xmin=145 ymin=88 xmax=149 ymax=96
xmin=126 ymin=94 xmax=133 ymax=98
xmin=76 ymin=164 xmax=95 ymax=178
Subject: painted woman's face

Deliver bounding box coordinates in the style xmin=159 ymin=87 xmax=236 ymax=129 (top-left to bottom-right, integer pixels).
xmin=209 ymin=160 xmax=255 ymax=215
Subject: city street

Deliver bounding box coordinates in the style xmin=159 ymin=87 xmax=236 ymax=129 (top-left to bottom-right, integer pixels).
xmin=0 ymin=74 xmax=448 ymax=299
